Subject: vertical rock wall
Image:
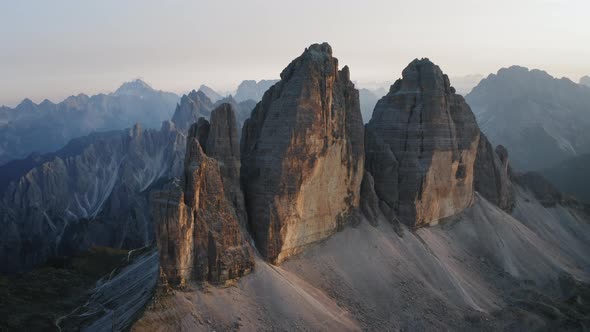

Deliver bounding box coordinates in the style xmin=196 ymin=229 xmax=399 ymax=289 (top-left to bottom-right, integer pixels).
xmin=241 ymin=43 xmax=365 ymax=263
xmin=153 ymin=114 xmax=253 ymax=286
xmin=365 ymin=59 xmax=480 ymax=228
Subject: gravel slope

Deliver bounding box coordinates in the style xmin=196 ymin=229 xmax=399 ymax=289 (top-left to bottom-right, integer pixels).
xmin=134 ymin=190 xmax=590 ymax=331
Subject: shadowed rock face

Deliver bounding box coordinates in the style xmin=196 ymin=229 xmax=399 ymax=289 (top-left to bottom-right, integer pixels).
xmin=0 ymin=122 xmax=185 ymax=273
xmin=365 ymin=58 xmax=480 ymax=228
xmin=241 ymin=43 xmax=365 ymax=264
xmin=153 ymin=120 xmax=253 ymax=286
xmin=474 ymin=136 xmax=515 ymax=211
xmin=198 ymin=84 xmax=223 ymax=102
xmin=171 ymin=90 xmax=214 ymax=132
xmin=213 ymin=95 xmax=257 ymax=133
xmin=197 ymin=103 xmax=247 ymax=227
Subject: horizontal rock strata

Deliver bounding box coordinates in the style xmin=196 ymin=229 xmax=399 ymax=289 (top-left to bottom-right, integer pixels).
xmin=241 ymin=43 xmax=365 ymax=263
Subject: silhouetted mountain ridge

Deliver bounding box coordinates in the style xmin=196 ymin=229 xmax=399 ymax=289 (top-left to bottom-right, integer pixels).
xmin=466 ymin=65 xmax=590 ymax=170
xmin=0 ymin=80 xmax=179 ymax=165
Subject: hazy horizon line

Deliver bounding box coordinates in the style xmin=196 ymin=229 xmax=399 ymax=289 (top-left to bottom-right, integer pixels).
xmin=3 ymin=65 xmax=588 ymax=108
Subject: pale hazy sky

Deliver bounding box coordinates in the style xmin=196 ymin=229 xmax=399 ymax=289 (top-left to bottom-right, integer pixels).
xmin=1 ymin=0 xmax=589 ymax=106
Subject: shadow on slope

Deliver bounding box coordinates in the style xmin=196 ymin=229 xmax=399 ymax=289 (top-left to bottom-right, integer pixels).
xmin=134 ymin=191 xmax=590 ymax=331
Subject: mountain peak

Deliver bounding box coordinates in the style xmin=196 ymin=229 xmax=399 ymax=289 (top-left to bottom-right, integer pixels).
xmin=390 ymin=57 xmax=452 ymax=95
xmin=280 ymin=42 xmax=336 ymax=81
xmin=17 ymin=98 xmax=36 ymax=108
xmin=198 ymin=84 xmax=223 ymax=102
xmin=305 ymin=42 xmax=333 ymax=56
xmin=114 ymin=79 xmax=154 ymax=96
xmin=241 ymin=42 xmax=364 ymax=263
xmin=493 ymin=65 xmax=554 ymax=81
xmin=172 ymin=90 xmax=214 ymax=132
xmin=187 ymin=89 xmax=209 ymax=102
xmin=580 ymin=75 xmax=590 ymax=87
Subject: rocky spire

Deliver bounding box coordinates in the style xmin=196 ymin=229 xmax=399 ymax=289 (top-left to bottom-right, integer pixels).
xmin=364 ymin=58 xmax=480 ymax=228
xmin=240 ymin=42 xmax=365 ymax=264
xmin=195 ymin=103 xmax=247 ymax=227
xmin=474 ymin=136 xmax=515 ymax=211
xmin=171 ymin=90 xmax=214 ymax=132
xmin=152 ymin=119 xmax=253 ymax=286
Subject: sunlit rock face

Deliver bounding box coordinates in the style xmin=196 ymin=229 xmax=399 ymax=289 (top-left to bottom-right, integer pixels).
xmin=365 ymin=59 xmax=480 ymax=228
xmin=153 ymin=116 xmax=253 ymax=286
xmin=240 ymin=43 xmax=365 ymax=264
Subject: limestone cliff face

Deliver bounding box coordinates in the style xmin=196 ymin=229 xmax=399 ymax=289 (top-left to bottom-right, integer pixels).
xmin=153 ymin=121 xmax=253 ymax=286
xmin=241 ymin=43 xmax=365 ymax=264
xmin=474 ymin=135 xmax=515 ymax=211
xmin=365 ymin=59 xmax=480 ymax=228
xmin=197 ymin=103 xmax=248 ymax=227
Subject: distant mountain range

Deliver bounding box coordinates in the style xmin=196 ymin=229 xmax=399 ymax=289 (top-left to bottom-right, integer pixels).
xmin=359 ymin=88 xmax=379 ymax=123
xmin=0 ymin=79 xmax=179 ymax=165
xmin=198 ymin=84 xmax=224 ymax=102
xmin=0 ymin=121 xmax=185 ymax=273
xmin=466 ymin=66 xmax=590 ymax=171
xmin=234 ymin=79 xmax=279 ymax=102
xmin=172 ymin=89 xmax=256 ymax=133
xmin=0 ymin=85 xmax=259 ymax=273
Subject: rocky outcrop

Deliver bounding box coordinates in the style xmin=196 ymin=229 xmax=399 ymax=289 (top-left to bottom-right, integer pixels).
xmin=359 ymin=172 xmax=383 ymax=226
xmin=241 ymin=43 xmax=365 ymax=264
xmin=474 ymin=135 xmax=515 ymax=211
xmin=0 ymin=122 xmax=185 ymax=273
xmin=365 ymin=58 xmax=480 ymax=228
xmin=213 ymin=95 xmax=257 ymax=130
xmin=196 ymin=103 xmax=247 ymax=227
xmin=153 ymin=121 xmax=253 ymax=286
xmin=171 ymin=90 xmax=214 ymax=132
